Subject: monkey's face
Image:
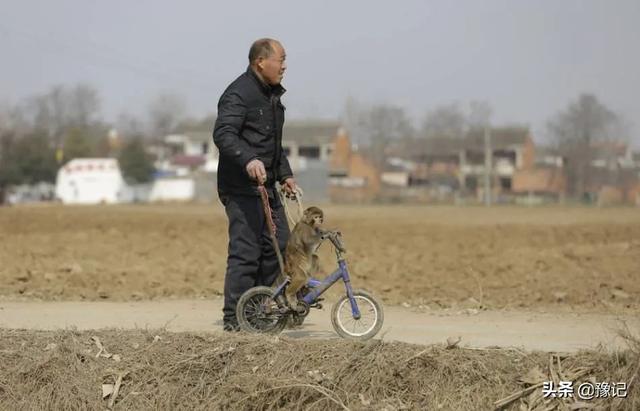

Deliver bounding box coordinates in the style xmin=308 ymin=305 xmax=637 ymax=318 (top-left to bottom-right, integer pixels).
xmin=312 ymin=214 xmax=323 ymax=227
xmin=303 ymin=207 xmax=324 ymax=227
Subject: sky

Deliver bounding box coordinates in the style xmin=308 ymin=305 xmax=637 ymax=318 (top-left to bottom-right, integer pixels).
xmin=0 ymin=0 xmax=639 ymax=144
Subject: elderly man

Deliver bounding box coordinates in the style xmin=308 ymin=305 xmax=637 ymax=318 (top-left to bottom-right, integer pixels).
xmin=213 ymin=38 xmax=297 ymax=331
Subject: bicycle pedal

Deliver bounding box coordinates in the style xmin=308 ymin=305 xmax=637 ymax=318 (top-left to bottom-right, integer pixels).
xmin=310 ymin=303 xmax=323 ymax=309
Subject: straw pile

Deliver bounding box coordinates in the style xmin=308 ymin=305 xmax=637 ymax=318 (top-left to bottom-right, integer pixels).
xmin=0 ymin=329 xmax=638 ymax=410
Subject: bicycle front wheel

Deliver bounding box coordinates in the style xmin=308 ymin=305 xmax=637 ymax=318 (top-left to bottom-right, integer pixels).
xmin=331 ymin=289 xmax=384 ymax=340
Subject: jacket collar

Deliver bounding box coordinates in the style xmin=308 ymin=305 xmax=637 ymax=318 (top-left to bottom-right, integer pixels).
xmin=246 ymin=66 xmax=286 ymax=98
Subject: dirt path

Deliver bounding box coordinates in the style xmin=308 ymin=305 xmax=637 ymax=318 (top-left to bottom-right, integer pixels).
xmin=1 ymin=298 xmax=636 ymax=352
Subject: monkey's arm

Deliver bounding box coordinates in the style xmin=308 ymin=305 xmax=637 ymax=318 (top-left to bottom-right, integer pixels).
xmin=319 ymin=229 xmax=341 ymax=240
xmin=317 ymin=228 xmax=332 ymax=240
xmin=322 ymin=230 xmax=346 ymax=252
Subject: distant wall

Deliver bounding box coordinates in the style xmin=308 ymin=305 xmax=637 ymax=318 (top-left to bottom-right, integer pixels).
xmin=293 ymin=160 xmax=329 ymax=203
xmin=149 ymin=178 xmax=195 ymax=202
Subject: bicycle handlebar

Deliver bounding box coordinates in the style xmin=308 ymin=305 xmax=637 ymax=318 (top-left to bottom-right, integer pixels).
xmin=323 ymin=230 xmax=346 ymax=253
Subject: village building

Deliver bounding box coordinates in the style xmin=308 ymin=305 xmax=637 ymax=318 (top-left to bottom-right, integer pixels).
xmin=151 ymin=120 xmax=340 ymax=203
xmin=281 ymin=120 xmax=338 ymax=203
xmin=329 ymin=128 xmax=381 ymax=203
xmin=378 ymin=127 xmax=566 ymax=203
xmin=584 ymin=141 xmax=640 ymax=205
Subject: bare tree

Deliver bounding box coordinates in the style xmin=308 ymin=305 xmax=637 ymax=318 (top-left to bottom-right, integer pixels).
xmin=467 ymin=100 xmax=492 ymax=130
xmin=340 ymin=98 xmax=414 ymax=167
xmin=364 ymin=104 xmax=414 ymax=168
xmin=0 ymin=103 xmax=30 ymax=136
xmin=340 ymin=96 xmax=368 ymax=147
xmin=421 ymin=103 xmax=466 ymax=139
xmin=548 ymin=93 xmax=626 ymax=197
xmin=68 ymin=84 xmax=100 ymax=127
xmin=175 ymin=113 xmax=217 ymax=134
xmin=148 ymin=93 xmax=186 ymax=139
xmin=421 ymin=101 xmax=493 ymax=140
xmin=116 ymin=112 xmax=145 ymax=139
xmin=22 ymin=84 xmax=101 ymax=144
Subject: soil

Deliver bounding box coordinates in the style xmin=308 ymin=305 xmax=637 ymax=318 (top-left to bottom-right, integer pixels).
xmin=1 ymin=204 xmax=639 ymax=313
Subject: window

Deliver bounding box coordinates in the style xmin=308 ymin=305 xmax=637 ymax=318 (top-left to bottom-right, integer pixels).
xmin=299 ymin=146 xmax=320 ymax=159
xmin=465 ymin=175 xmax=478 ymax=191
xmin=500 ymin=177 xmax=512 ymax=190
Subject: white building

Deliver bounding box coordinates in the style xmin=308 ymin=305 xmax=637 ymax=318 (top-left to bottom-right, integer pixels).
xmin=156 ymin=132 xmax=218 ymax=175
xmin=55 ymin=158 xmax=126 ymax=204
xmin=149 ymin=177 xmax=195 ymax=202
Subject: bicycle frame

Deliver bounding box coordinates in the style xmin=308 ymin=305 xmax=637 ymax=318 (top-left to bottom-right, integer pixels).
xmin=271 ymin=255 xmax=362 ymax=320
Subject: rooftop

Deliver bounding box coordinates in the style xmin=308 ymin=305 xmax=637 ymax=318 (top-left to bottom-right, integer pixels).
xmin=399 ymin=126 xmax=531 ymax=159
xmin=283 ymin=120 xmax=341 ymax=146
xmin=167 ymin=120 xmax=341 ymax=147
xmin=464 ymin=126 xmax=530 ymax=150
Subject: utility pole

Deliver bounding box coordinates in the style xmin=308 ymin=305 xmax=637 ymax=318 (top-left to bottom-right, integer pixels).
xmin=484 ymin=125 xmax=492 ymax=206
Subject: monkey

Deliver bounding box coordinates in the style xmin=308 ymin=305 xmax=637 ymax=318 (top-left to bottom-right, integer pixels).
xmin=279 ymin=206 xmax=325 ymax=312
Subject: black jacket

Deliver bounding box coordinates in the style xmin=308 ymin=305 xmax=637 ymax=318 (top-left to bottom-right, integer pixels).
xmin=213 ymin=67 xmax=293 ymax=196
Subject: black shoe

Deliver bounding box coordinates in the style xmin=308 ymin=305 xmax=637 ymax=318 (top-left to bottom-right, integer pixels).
xmin=223 ymin=322 xmax=240 ymax=332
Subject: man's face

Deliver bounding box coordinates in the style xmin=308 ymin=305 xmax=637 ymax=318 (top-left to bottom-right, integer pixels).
xmin=258 ymin=42 xmax=287 ymax=85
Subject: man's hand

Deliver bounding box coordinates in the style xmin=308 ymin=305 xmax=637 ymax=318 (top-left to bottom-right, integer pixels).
xmin=281 ymin=177 xmax=297 ymax=196
xmin=246 ymin=159 xmax=267 ymax=184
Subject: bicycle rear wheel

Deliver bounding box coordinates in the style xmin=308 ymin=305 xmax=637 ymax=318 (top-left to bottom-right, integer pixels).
xmin=236 ymin=286 xmax=287 ymax=334
xmin=331 ymin=289 xmax=384 ymax=340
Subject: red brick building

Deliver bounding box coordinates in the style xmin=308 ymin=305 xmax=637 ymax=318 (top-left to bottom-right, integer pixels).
xmin=329 ymin=128 xmax=381 ymax=203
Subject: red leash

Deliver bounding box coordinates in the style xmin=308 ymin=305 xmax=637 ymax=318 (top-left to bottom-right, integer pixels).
xmin=258 ymin=185 xmax=287 ymax=281
xmin=258 ymin=185 xmax=277 ymax=236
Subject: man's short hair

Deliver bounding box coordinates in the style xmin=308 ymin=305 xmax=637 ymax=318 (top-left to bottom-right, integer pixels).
xmin=249 ymin=38 xmax=277 ymax=63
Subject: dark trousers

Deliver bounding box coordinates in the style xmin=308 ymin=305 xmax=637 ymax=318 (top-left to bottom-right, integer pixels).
xmin=221 ymin=192 xmax=290 ymax=325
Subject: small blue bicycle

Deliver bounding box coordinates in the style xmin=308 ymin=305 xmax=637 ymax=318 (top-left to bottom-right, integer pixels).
xmin=236 ymin=230 xmax=384 ymax=340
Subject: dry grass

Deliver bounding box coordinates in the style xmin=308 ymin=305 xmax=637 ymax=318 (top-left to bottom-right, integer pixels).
xmin=0 ymin=328 xmax=638 ymax=410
